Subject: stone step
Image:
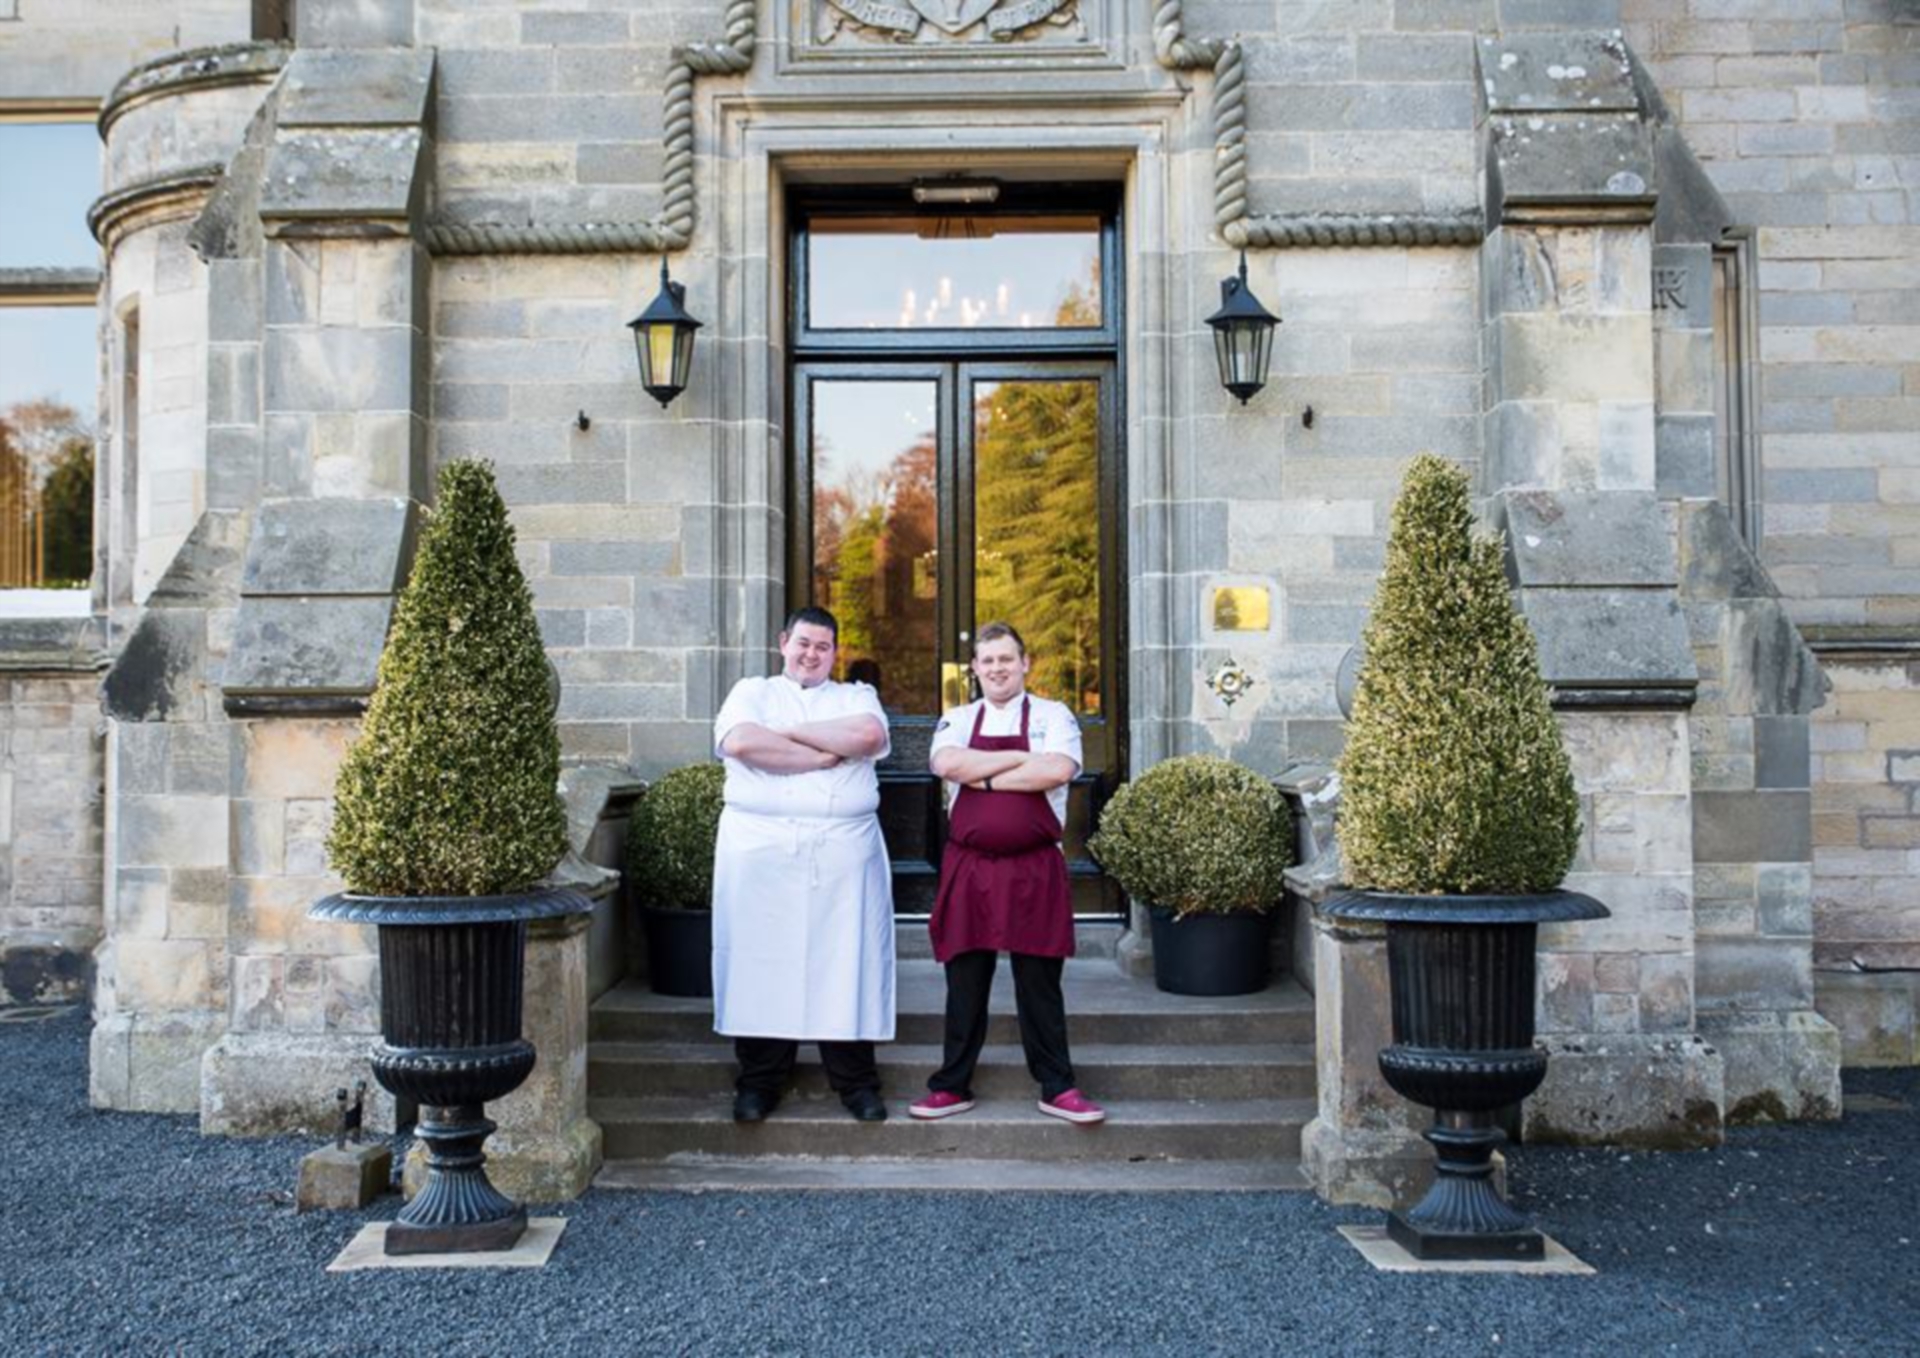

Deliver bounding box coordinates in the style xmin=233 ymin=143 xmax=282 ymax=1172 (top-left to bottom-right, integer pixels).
xmin=589 ymin=1094 xmax=1313 ymax=1163
xmin=893 ymin=921 xmax=1122 ymax=960
xmin=588 ymin=1041 xmax=1316 ymax=1102
xmin=588 ymin=962 xmax=1315 ymax=1047
xmin=594 ymin=1156 xmax=1311 ymax=1193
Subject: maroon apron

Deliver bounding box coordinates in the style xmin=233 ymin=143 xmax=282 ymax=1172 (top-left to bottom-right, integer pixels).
xmin=928 ymin=697 xmax=1075 ymax=963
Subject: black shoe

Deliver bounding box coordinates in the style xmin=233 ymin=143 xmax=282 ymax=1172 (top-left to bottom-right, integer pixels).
xmin=733 ymin=1089 xmax=779 ymax=1123
xmin=842 ymin=1088 xmax=887 ymax=1123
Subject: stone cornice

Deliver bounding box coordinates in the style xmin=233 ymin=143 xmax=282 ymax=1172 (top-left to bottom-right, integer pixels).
xmin=87 ymin=162 xmax=225 ymax=250
xmin=0 ymin=267 xmax=101 ymax=303
xmin=98 ymin=41 xmax=291 ymax=137
xmin=0 ymin=616 xmax=109 ymax=673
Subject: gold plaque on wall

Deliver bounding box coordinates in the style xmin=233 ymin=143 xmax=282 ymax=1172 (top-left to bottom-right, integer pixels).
xmin=1212 ymin=586 xmax=1271 ymax=633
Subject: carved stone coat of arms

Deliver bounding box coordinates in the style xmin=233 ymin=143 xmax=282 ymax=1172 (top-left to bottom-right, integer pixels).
xmin=818 ymin=0 xmax=1080 ymax=44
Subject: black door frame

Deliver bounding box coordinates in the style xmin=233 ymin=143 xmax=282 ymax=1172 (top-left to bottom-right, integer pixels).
xmin=785 ymin=183 xmax=1128 ymax=919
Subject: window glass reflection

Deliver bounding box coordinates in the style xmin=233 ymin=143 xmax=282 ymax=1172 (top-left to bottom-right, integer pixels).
xmin=0 ymin=309 xmax=96 ymax=589
xmin=810 ymin=379 xmax=939 ymax=713
xmin=0 ymin=123 xmax=100 ymax=269
xmin=809 ymin=214 xmax=1101 ymax=331
xmin=973 ymin=379 xmax=1101 ymax=716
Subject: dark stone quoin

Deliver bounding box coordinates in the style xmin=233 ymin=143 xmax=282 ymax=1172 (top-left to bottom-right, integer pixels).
xmin=310 ymin=887 xmax=590 ymax=1255
xmin=1326 ymin=889 xmax=1609 ymax=1261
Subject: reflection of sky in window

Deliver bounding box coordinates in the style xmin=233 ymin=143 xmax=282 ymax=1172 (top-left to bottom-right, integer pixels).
xmin=0 ymin=122 xmax=101 ymax=431
xmin=812 ymin=380 xmax=934 ymax=486
xmin=0 ymin=123 xmax=101 ymax=268
xmin=809 ymin=224 xmax=1100 ymax=331
xmin=0 ymin=309 xmax=97 ymax=425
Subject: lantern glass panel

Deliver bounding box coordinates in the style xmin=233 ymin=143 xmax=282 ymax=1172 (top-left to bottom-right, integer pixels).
xmin=671 ymin=325 xmax=695 ymax=389
xmin=643 ymin=324 xmax=677 ymax=387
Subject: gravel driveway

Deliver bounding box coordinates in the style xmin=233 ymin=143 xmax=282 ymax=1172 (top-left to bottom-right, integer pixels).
xmin=4 ymin=1009 xmax=1914 ymax=1357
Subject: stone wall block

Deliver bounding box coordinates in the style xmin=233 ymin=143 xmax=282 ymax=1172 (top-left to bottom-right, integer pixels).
xmin=1526 ymin=1035 xmax=1725 ymax=1149
xmin=1697 ymin=937 xmax=1817 ymax=1014
xmin=235 ymin=720 xmax=357 ymax=801
xmin=117 ymin=795 xmax=228 ymax=870
xmin=263 ymin=326 xmax=413 ymax=416
xmin=1493 ymin=489 xmax=1676 ymax=587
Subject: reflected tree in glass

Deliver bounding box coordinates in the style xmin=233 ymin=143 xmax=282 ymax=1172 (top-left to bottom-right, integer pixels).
xmin=973 ymin=377 xmax=1101 ymax=715
xmin=810 ymin=381 xmax=940 ymax=713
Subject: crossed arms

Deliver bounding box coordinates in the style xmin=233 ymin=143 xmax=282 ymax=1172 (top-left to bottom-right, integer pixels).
xmin=721 ymin=714 xmax=888 ymax=774
xmin=931 ymin=746 xmax=1077 ymax=793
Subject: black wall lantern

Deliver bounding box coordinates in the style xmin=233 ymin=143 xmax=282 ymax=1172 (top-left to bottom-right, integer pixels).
xmin=628 ymin=257 xmax=702 ymax=408
xmin=1206 ymin=250 xmax=1279 ymax=406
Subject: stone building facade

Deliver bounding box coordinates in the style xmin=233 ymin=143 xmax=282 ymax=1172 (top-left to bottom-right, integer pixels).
xmin=0 ymin=0 xmax=1914 ymax=1199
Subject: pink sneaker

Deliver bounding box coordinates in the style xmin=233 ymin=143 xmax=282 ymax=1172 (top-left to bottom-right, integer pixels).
xmin=1038 ymin=1089 xmax=1106 ymax=1124
xmin=909 ymin=1090 xmax=976 ymax=1120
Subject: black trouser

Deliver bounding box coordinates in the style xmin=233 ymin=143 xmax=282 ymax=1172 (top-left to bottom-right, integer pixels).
xmin=929 ymin=950 xmax=1075 ymax=1102
xmin=734 ymin=1037 xmax=879 ymax=1104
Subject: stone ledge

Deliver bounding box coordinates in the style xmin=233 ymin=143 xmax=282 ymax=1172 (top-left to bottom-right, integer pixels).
xmin=91 ymin=1009 xmax=227 ymax=1114
xmin=98 ymin=40 xmax=291 ymax=137
xmin=0 ymin=266 xmax=101 ymax=301
xmin=1700 ymin=1011 xmax=1842 ymax=1126
xmin=1525 ymin=1033 xmax=1725 ymax=1150
xmin=200 ymin=1030 xmax=396 ymax=1137
xmin=0 ymin=615 xmax=107 ymax=672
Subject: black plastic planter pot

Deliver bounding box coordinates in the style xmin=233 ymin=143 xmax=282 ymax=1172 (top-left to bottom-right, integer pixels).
xmin=1326 ymin=888 xmax=1608 ymax=1261
xmin=641 ymin=903 xmax=713 ymax=998
xmin=1147 ymin=905 xmax=1273 ymax=997
xmin=311 ymin=887 xmax=591 ymax=1255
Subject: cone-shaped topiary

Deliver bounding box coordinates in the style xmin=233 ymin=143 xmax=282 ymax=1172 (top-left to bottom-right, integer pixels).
xmin=625 ymin=762 xmax=725 ymax=910
xmin=1089 ymin=754 xmax=1292 ymax=917
xmin=327 ymin=460 xmax=567 ymax=897
xmin=1337 ymin=453 xmax=1581 ymax=894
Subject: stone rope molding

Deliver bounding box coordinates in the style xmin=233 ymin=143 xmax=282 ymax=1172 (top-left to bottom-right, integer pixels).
xmin=1151 ymin=0 xmax=1484 ymax=248
xmin=420 ymin=0 xmax=1480 ymax=255
xmin=423 ymin=0 xmax=755 ymax=257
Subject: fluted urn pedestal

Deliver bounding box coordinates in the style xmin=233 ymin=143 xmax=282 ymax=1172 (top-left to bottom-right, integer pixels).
xmin=1325 ymin=889 xmax=1608 ymax=1261
xmin=311 ymin=887 xmax=591 ymax=1255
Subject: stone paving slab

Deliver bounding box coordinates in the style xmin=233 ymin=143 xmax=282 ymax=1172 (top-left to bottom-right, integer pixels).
xmin=327 ymin=1218 xmax=568 ymax=1273
xmin=1338 ymin=1225 xmax=1597 ymax=1276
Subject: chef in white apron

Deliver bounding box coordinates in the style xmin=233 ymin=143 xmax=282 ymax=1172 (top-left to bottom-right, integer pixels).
xmin=711 ymin=605 xmax=896 ymax=1123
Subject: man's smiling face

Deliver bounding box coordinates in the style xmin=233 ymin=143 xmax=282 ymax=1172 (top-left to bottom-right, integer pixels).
xmin=972 ymin=635 xmax=1030 ymax=705
xmin=780 ymin=621 xmax=837 ymax=687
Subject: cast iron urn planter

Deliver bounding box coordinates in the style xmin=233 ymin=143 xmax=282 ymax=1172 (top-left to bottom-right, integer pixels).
xmin=1325 ymin=888 xmax=1608 ymax=1261
xmin=311 ymin=886 xmax=590 ymax=1255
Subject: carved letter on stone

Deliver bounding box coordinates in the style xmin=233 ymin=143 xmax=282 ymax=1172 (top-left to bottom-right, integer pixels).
xmin=1653 ymin=267 xmax=1687 ymax=311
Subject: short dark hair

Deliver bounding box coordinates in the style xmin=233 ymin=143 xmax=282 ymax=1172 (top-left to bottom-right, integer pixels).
xmin=782 ymin=605 xmax=838 ymax=640
xmin=974 ymin=621 xmax=1026 ymax=657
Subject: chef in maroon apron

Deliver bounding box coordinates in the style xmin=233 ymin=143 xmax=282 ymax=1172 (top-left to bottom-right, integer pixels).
xmin=910 ymin=622 xmax=1106 ymax=1125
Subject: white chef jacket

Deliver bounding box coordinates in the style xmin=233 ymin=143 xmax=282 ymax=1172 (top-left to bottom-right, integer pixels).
xmin=709 ymin=674 xmax=896 ymax=1041
xmin=930 ymin=692 xmax=1084 ymax=828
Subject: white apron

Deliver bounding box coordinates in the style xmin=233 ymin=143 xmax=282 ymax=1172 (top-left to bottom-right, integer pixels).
xmin=710 ymin=675 xmax=896 ymax=1041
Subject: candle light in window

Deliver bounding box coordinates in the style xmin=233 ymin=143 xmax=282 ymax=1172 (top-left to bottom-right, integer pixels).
xmin=996 ymin=282 xmax=1010 ymax=317
xmin=1019 ymin=312 xmax=1032 ymax=328
xmin=937 ymin=276 xmax=953 ymax=308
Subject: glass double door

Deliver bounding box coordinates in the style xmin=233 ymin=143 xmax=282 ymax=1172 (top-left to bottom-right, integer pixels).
xmin=793 ymin=360 xmax=1122 ymax=916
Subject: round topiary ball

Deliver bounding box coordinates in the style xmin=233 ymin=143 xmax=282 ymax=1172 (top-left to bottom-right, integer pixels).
xmin=1336 ymin=453 xmax=1581 ymax=895
xmin=326 ymin=459 xmax=567 ymax=897
xmin=1089 ymin=754 xmax=1292 ymax=918
xmin=625 ymin=763 xmax=726 ymax=910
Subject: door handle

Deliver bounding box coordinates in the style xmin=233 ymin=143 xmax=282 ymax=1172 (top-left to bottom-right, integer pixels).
xmin=941 ymin=662 xmax=971 ymax=710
